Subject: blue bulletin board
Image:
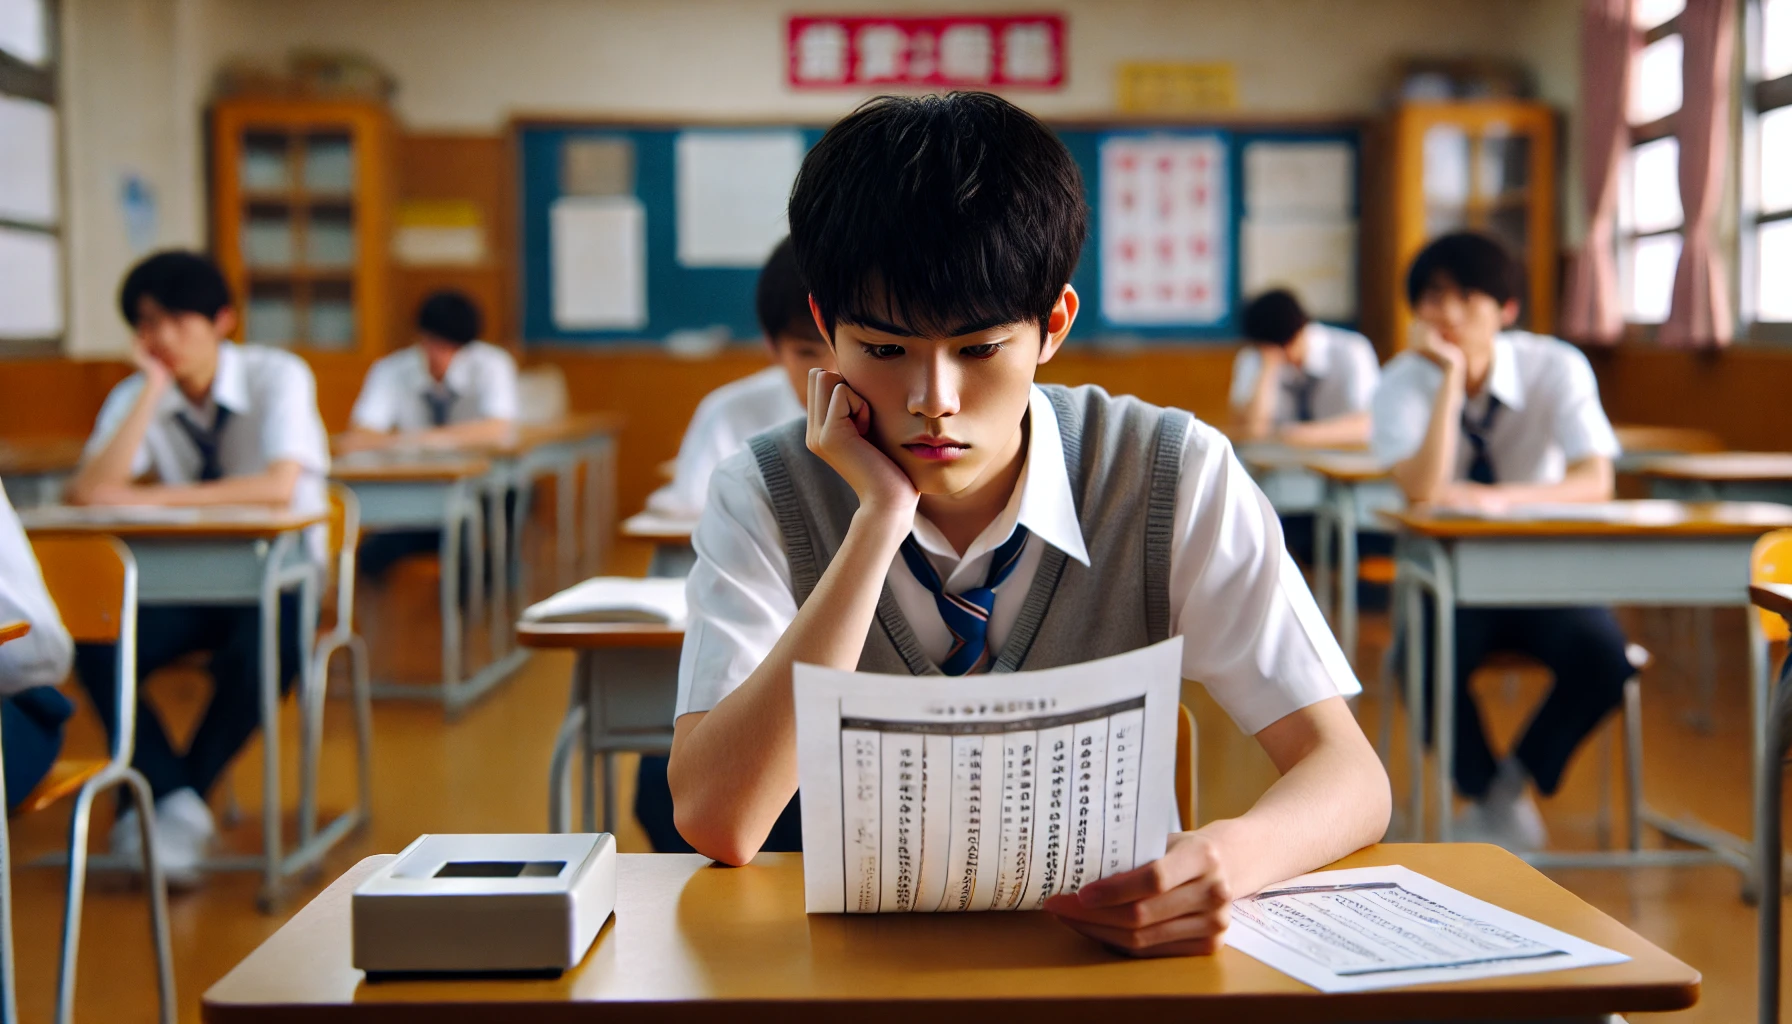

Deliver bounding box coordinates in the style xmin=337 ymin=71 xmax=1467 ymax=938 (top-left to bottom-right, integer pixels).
xmin=515 ymin=120 xmax=1359 ymax=345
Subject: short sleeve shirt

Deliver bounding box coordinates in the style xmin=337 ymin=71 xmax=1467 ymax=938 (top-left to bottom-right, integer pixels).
xmin=645 ymin=365 xmax=805 ymax=518
xmin=0 ymin=480 xmax=73 ymax=695
xmin=349 ymin=341 xmax=519 ymax=432
xmin=1229 ymin=324 xmax=1381 ymax=424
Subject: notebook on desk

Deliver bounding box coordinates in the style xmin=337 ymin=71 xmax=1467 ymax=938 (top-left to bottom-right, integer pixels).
xmin=520 ymin=576 xmax=687 ymax=625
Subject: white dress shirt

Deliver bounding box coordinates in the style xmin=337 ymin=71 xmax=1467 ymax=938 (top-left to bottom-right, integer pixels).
xmin=349 ymin=341 xmax=519 ymax=432
xmin=1229 ymin=323 xmax=1381 ymax=425
xmin=83 ymin=342 xmax=331 ymax=558
xmin=1371 ymin=330 xmax=1621 ymax=484
xmin=0 ymin=481 xmax=73 ymax=696
xmin=646 ymin=365 xmax=805 ymax=518
xmin=677 ymin=385 xmax=1361 ymax=735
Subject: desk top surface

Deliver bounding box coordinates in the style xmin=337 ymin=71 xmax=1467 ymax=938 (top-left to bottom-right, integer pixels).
xmin=1382 ymin=500 xmax=1792 ymax=538
xmin=330 ymin=450 xmax=494 ymax=482
xmin=1612 ymin=425 xmax=1726 ymax=456
xmin=0 ymin=436 xmax=84 ymax=476
xmin=1299 ymin=453 xmax=1391 ymax=483
xmin=1630 ymin=452 xmax=1792 ymax=482
xmin=503 ymin=412 xmax=625 ymax=453
xmin=514 ymin=620 xmax=686 ymax=649
xmin=622 ymin=511 xmax=698 ymax=542
xmin=202 ymin=844 xmax=1696 ymax=1024
xmin=1235 ymin=440 xmax=1368 ymax=472
xmin=19 ymin=504 xmax=326 ymax=538
xmin=0 ymin=621 xmax=28 ymax=646
xmin=1753 ymin=582 xmax=1792 ymax=620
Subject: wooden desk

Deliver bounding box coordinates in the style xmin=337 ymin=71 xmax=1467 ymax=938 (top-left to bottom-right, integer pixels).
xmin=332 ymin=451 xmax=526 ymax=714
xmin=517 ymin=618 xmax=683 ymax=835
xmin=0 ymin=620 xmax=28 ymax=646
xmin=1303 ymin=453 xmax=1398 ymax=666
xmin=621 ymin=511 xmax=697 ymax=578
xmin=202 ymin=844 xmax=1699 ymax=1023
xmin=0 ymin=436 xmax=84 ymax=508
xmin=1613 ymin=424 xmax=1725 ymax=460
xmin=21 ymin=505 xmax=325 ymax=910
xmin=1235 ymin=440 xmax=1368 ymax=515
xmin=1382 ymin=500 xmax=1792 ymax=874
xmin=500 ymin=413 xmax=625 ymax=590
xmin=1629 ymin=452 xmax=1792 ymax=504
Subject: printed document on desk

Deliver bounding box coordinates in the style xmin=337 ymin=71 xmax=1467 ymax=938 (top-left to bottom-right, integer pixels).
xmin=1228 ymin=865 xmax=1628 ymax=992
xmin=795 ymin=637 xmax=1182 ymax=914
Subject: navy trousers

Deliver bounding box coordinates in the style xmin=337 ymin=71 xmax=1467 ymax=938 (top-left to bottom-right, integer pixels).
xmin=1403 ymin=601 xmax=1633 ymax=799
xmin=73 ymin=592 xmax=302 ymax=804
xmin=634 ymin=754 xmax=804 ymax=853
xmin=2 ymin=686 xmax=73 ymax=812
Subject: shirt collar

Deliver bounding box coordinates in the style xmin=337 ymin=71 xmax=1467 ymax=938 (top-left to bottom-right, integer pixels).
xmin=908 ymin=385 xmax=1093 ymax=569
xmin=1296 ymin=323 xmax=1332 ymax=376
xmin=1485 ymin=332 xmax=1526 ymax=411
xmin=159 ymin=342 xmax=247 ymax=419
xmin=426 ymin=342 xmax=481 ymax=393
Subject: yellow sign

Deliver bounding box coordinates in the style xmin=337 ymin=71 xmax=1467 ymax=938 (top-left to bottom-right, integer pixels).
xmin=1117 ymin=62 xmax=1239 ymax=114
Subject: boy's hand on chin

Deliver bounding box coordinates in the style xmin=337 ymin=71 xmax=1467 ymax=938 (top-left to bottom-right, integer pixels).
xmin=1045 ymin=830 xmax=1235 ymax=957
xmin=806 ymin=368 xmax=918 ymax=517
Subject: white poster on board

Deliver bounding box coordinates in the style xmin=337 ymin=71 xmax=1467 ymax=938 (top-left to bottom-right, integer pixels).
xmin=1099 ymin=135 xmax=1229 ymax=327
xmin=550 ymin=196 xmax=647 ymax=331
xmin=1242 ymin=140 xmax=1354 ymax=218
xmin=676 ymin=130 xmax=805 ymax=268
xmin=1241 ymin=219 xmax=1359 ymax=321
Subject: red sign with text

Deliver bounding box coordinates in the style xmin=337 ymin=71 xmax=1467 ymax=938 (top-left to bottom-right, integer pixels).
xmin=787 ymin=14 xmax=1066 ymax=89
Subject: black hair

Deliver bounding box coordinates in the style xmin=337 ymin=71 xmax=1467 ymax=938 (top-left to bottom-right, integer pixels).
xmin=756 ymin=237 xmax=823 ymax=345
xmin=1240 ymin=289 xmax=1310 ymax=346
xmin=118 ymin=250 xmax=232 ymax=326
xmin=1405 ymin=231 xmax=1523 ymax=308
xmin=787 ymin=92 xmax=1088 ymax=339
xmin=416 ymin=290 xmax=483 ymax=346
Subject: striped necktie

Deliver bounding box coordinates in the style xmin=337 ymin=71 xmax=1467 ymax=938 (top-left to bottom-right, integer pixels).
xmin=423 ymin=387 xmax=456 ymax=427
xmin=899 ymin=526 xmax=1031 ymax=676
xmin=1462 ymin=397 xmax=1503 ymax=485
xmin=173 ymin=407 xmax=233 ymax=482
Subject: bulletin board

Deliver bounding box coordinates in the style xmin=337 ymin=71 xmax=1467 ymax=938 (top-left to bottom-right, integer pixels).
xmin=514 ymin=118 xmax=1360 ymax=345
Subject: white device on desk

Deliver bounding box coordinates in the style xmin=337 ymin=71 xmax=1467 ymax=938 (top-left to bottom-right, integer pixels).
xmin=352 ymin=833 xmax=616 ymax=975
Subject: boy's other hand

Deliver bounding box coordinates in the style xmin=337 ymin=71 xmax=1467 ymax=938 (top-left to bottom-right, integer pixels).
xmin=1431 ymin=481 xmax=1512 ymax=516
xmin=130 ymin=339 xmax=173 ymax=394
xmin=1409 ymin=322 xmax=1466 ymax=384
xmin=806 ymin=368 xmax=918 ymax=516
xmin=1044 ymin=830 xmax=1234 ymax=957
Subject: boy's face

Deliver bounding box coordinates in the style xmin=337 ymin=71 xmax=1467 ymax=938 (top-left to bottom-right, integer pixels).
xmin=1413 ymin=278 xmax=1518 ymax=358
xmin=822 ymin=286 xmax=1076 ymax=497
xmin=134 ymin=296 xmax=230 ymax=387
xmin=417 ymin=333 xmax=461 ymax=382
xmin=768 ymin=333 xmax=836 ymax=409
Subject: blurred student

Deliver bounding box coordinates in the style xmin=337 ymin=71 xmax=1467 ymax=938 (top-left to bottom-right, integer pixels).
xmin=1372 ymin=232 xmax=1627 ymax=851
xmin=64 ymin=250 xmax=324 ymax=886
xmin=1230 ymin=288 xmax=1379 ymax=447
xmin=669 ymin=94 xmax=1388 ymax=956
xmin=1 ymin=480 xmax=75 ymax=814
xmin=343 ymin=290 xmax=518 ymax=579
xmin=645 ymin=237 xmax=836 ymax=519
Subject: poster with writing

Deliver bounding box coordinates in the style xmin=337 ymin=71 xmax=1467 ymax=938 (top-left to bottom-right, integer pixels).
xmin=1099 ymin=134 xmax=1229 ymax=327
xmin=787 ymin=14 xmax=1064 ymax=89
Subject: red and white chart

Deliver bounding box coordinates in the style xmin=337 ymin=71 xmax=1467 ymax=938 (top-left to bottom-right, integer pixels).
xmin=1099 ymin=135 xmax=1229 ymax=326
xmin=786 ymin=14 xmax=1065 ymax=89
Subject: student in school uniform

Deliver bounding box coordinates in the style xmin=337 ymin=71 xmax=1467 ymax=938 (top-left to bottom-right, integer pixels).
xmin=63 ymin=250 xmax=324 ymax=886
xmin=1229 ymin=288 xmax=1382 ymax=567
xmin=644 ymin=237 xmax=836 ymax=519
xmin=1372 ymin=231 xmax=1629 ymax=852
xmin=632 ymin=238 xmax=835 ymax=852
xmin=668 ymin=93 xmax=1389 ymax=956
xmin=0 ymin=480 xmax=75 ymax=813
xmin=341 ymin=290 xmax=519 ymax=579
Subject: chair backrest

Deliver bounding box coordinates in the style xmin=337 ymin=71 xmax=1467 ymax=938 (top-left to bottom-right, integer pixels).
xmin=1175 ymin=702 xmax=1197 ymax=830
xmin=325 ymin=482 xmax=361 ymax=632
xmin=1613 ymin=424 xmax=1726 ymax=455
xmin=30 ymin=534 xmax=138 ymax=766
xmin=515 ymin=365 xmax=570 ymax=425
xmin=1756 ymin=529 xmax=1792 ymax=643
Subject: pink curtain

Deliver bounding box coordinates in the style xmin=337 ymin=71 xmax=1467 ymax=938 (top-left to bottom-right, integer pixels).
xmin=1660 ymin=0 xmax=1738 ymax=347
xmin=1561 ymin=0 xmax=1637 ymax=345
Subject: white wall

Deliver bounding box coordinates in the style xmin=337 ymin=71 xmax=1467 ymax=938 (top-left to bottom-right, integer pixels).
xmin=57 ymin=0 xmax=1582 ymax=355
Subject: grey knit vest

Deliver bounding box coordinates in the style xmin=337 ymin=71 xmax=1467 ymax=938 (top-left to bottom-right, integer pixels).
xmin=746 ymin=383 xmax=1189 ymax=675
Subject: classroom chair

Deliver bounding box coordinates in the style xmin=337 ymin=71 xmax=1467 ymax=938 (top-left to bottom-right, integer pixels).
xmin=298 ymin=483 xmax=374 ymax=852
xmin=23 ymin=535 xmax=175 ymax=1024
xmin=1753 ymin=576 xmax=1792 ymax=1024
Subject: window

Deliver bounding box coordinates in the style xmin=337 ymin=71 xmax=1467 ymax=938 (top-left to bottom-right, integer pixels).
xmin=0 ymin=0 xmax=60 ymax=351
xmin=1620 ymin=1 xmax=1686 ymax=324
xmin=1746 ymin=0 xmax=1792 ymax=329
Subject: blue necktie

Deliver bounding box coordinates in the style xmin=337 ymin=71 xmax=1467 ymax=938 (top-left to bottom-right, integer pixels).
xmin=173 ymin=407 xmax=233 ymax=482
xmin=1287 ymin=372 xmax=1319 ymax=423
xmin=423 ymin=387 xmax=456 ymax=427
xmin=899 ymin=526 xmax=1031 ymax=676
xmin=1462 ymin=397 xmax=1502 ymax=485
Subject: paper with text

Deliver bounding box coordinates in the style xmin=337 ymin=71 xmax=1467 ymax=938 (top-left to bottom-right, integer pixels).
xmin=1228 ymin=866 xmax=1628 ymax=993
xmin=795 ymin=638 xmax=1182 ymax=914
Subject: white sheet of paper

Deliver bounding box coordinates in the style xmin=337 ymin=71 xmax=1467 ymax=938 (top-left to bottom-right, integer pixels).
xmin=520 ymin=576 xmax=687 ymax=626
xmin=1227 ymin=865 xmax=1629 ymax=993
xmin=1243 ymin=140 xmax=1354 ymax=218
xmin=794 ymin=637 xmax=1183 ymax=914
xmin=675 ymin=130 xmax=805 ymax=268
xmin=550 ymin=196 xmax=646 ymax=331
xmin=1240 ymin=219 xmax=1359 ymax=321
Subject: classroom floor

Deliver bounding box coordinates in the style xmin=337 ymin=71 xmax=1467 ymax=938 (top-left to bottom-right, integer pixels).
xmin=3 ymin=539 xmax=1785 ymax=1022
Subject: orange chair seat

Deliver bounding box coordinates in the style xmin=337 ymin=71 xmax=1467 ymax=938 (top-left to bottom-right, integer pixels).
xmin=1358 ymin=555 xmax=1398 ymax=586
xmin=11 ymin=759 xmax=106 ymax=819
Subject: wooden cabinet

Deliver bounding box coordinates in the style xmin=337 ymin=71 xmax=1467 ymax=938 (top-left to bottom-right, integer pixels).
xmin=1376 ymin=101 xmax=1558 ymax=350
xmin=210 ymin=97 xmax=394 ymax=359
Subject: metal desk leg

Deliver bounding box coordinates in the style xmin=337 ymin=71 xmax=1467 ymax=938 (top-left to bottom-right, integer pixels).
xmin=257 ymin=533 xmax=310 ymax=911
xmin=439 ymin=482 xmax=467 ymax=705
xmin=548 ymin=651 xmax=593 ymax=834
xmin=1402 ymin=560 xmax=1427 ymax=839
xmin=557 ymin=461 xmax=578 ymax=590
xmin=485 ymin=473 xmax=508 ymax=661
xmin=583 ymin=439 xmax=612 ymax=578
xmin=1338 ymin=487 xmax=1360 ymax=667
xmin=1429 ymin=541 xmax=1458 ymax=843
xmin=1314 ymin=485 xmax=1334 ymax=625
xmin=583 ymin=652 xmax=600 ymax=834
xmin=466 ymin=485 xmax=487 ymax=655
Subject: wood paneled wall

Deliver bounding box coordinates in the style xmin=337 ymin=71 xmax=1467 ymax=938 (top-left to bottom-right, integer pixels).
xmin=4 ymin=343 xmax=1788 ymax=522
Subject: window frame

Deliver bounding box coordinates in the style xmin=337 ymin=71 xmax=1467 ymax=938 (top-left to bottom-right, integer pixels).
xmin=1743 ymin=0 xmax=1792 ymax=340
xmin=0 ymin=0 xmax=62 ymax=357
xmin=1619 ymin=15 xmax=1688 ymax=329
